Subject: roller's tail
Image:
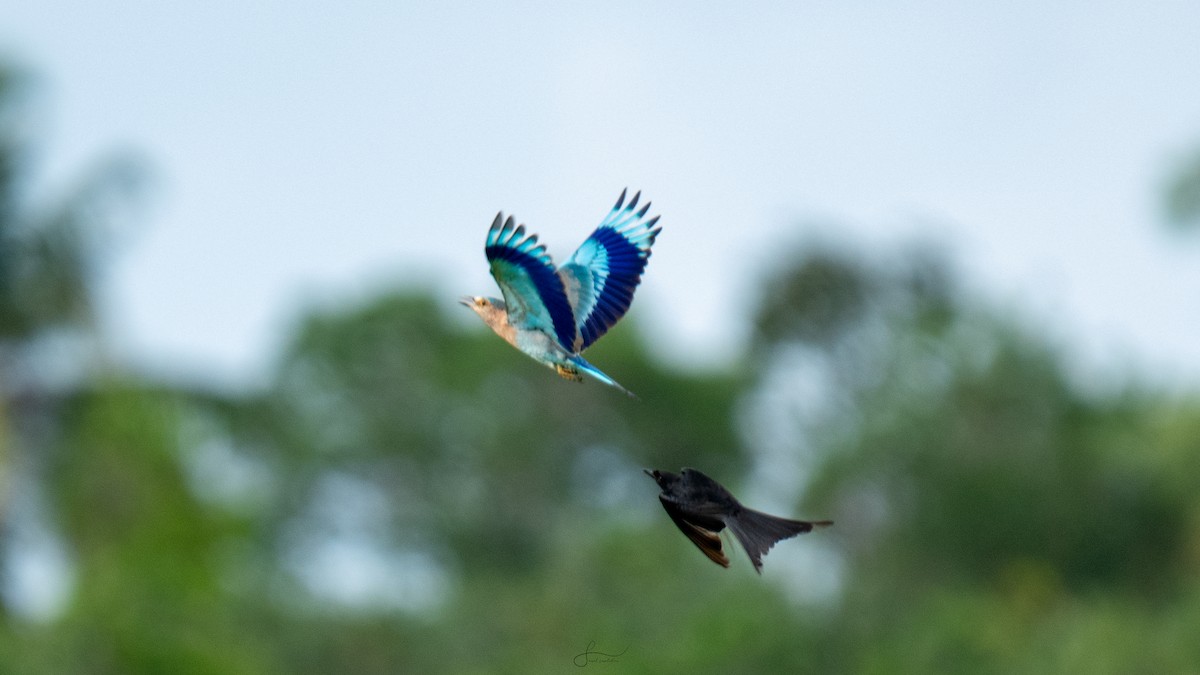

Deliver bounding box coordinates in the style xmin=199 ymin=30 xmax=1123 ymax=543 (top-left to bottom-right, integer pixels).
xmin=568 ymin=355 xmax=637 ymax=399
xmin=727 ymin=508 xmax=832 ymax=574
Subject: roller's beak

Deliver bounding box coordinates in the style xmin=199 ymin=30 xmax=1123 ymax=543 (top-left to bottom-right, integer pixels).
xmin=458 ymin=295 xmax=475 ymax=308
xmin=643 ymin=468 xmax=659 ymax=480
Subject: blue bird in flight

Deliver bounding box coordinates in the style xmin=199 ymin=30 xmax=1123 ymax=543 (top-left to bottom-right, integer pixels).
xmin=461 ymin=189 xmax=662 ymax=397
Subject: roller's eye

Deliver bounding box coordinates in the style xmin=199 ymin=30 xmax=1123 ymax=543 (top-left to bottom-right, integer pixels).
xmin=475 ymin=298 xmax=486 ymax=307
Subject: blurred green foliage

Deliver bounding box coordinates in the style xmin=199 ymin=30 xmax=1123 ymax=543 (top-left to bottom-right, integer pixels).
xmin=3 ymin=63 xmax=1200 ymax=673
xmin=1166 ymin=146 xmax=1200 ymax=230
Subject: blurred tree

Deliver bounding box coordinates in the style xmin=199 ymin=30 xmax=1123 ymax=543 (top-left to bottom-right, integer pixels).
xmin=5 ymin=51 xmax=1200 ymax=673
xmin=31 ymin=382 xmax=273 ymax=674
xmin=746 ymin=239 xmax=1200 ymax=673
xmin=0 ymin=60 xmax=143 ymax=628
xmin=1165 ymin=145 xmax=1200 ymax=230
xmin=0 ymin=63 xmax=764 ymax=669
xmin=225 ymin=291 xmax=743 ymax=573
xmin=0 ymin=67 xmax=141 ymax=344
xmin=208 ymin=291 xmax=750 ymax=672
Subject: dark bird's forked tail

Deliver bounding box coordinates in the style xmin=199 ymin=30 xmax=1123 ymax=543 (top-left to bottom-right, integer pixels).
xmin=727 ymin=508 xmax=833 ymax=574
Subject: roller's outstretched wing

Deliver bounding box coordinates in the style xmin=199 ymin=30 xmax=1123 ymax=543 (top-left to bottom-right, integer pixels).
xmin=559 ymin=189 xmax=661 ymax=352
xmin=485 ymin=213 xmax=578 ymax=350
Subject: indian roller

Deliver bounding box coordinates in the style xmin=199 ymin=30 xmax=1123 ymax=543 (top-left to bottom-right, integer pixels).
xmin=461 ymin=189 xmax=662 ymax=397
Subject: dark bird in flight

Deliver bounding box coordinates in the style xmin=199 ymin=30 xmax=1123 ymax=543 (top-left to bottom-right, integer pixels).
xmin=645 ymin=467 xmax=832 ymax=573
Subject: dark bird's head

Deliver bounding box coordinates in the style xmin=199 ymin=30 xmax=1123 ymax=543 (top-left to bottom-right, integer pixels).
xmin=644 ymin=468 xmax=682 ymax=492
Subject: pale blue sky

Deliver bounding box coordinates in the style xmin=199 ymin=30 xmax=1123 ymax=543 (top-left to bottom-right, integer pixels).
xmin=6 ymin=1 xmax=1200 ymax=389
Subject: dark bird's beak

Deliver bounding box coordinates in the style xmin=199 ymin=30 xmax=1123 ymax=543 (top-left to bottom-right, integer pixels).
xmin=458 ymin=295 xmax=475 ymax=308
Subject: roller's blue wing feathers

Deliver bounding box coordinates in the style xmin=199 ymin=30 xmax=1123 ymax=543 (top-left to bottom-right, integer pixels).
xmin=558 ymin=189 xmax=662 ymax=352
xmin=485 ymin=214 xmax=578 ymax=351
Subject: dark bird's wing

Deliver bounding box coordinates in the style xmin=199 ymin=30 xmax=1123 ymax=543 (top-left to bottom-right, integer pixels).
xmin=485 ymin=213 xmax=578 ymax=350
xmin=659 ymin=496 xmax=730 ymax=568
xmin=727 ymin=508 xmax=833 ymax=574
xmin=558 ymin=189 xmax=661 ymax=352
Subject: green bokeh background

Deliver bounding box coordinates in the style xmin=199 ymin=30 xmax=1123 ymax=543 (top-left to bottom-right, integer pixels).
xmin=3 ymin=62 xmax=1200 ymax=673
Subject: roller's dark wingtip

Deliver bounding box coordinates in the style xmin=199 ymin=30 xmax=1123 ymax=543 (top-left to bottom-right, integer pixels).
xmin=614 ymin=187 xmax=628 ymax=210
